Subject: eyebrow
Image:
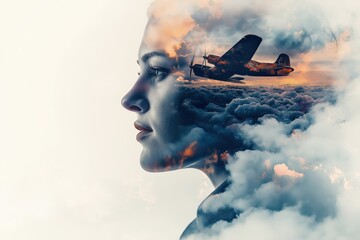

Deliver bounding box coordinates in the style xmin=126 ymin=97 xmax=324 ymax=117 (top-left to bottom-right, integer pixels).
xmin=139 ymin=51 xmax=168 ymax=63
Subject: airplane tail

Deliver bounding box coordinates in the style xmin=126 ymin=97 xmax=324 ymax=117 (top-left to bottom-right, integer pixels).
xmin=275 ymin=53 xmax=291 ymax=66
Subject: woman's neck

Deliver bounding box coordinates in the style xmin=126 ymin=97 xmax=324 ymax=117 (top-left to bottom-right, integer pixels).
xmin=188 ymin=156 xmax=230 ymax=188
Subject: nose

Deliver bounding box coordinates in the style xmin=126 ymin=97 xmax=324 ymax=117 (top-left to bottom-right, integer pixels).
xmin=121 ymin=81 xmax=150 ymax=113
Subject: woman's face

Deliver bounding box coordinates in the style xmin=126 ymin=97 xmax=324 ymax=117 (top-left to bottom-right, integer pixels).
xmin=121 ymin=22 xmax=201 ymax=171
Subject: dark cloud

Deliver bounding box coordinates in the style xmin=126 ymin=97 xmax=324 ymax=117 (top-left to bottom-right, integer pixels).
xmin=174 ymin=83 xmax=335 ymax=164
xmin=191 ymin=7 xmax=266 ymax=42
xmin=274 ymin=30 xmax=313 ymax=55
xmin=178 ymin=84 xmax=334 ymax=125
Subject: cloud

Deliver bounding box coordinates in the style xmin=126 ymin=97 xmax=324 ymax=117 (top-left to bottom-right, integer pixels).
xmin=176 ymin=74 xmax=360 ymax=238
xmin=148 ymin=0 xmax=348 ymax=69
xmin=166 ymin=83 xmax=336 ymax=206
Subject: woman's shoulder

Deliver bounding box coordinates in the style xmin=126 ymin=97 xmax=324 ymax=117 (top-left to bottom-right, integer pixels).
xmin=180 ymin=179 xmax=241 ymax=239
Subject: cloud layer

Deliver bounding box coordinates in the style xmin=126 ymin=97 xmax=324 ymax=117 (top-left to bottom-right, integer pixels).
xmin=176 ymin=84 xmax=335 ymax=156
xmin=184 ymin=77 xmax=360 ymax=239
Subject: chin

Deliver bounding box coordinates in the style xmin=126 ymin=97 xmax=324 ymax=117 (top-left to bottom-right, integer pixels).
xmin=139 ymin=148 xmax=170 ymax=172
xmin=140 ymin=148 xmax=196 ymax=172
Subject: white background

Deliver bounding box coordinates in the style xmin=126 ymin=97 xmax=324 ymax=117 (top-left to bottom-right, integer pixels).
xmin=0 ymin=1 xmax=213 ymax=239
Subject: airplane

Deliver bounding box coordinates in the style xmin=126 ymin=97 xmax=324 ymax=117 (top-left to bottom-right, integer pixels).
xmin=189 ymin=34 xmax=294 ymax=82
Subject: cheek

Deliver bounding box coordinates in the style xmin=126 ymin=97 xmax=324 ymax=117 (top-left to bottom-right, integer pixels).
xmin=147 ymin=78 xmax=183 ymax=143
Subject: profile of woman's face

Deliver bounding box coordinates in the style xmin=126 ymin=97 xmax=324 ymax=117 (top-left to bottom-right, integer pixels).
xmin=121 ymin=20 xmax=204 ymax=171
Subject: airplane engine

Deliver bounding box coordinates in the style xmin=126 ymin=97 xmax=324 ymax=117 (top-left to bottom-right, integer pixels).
xmin=206 ymin=54 xmax=220 ymax=64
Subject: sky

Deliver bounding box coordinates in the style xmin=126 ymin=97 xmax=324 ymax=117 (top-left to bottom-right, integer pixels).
xmin=146 ymin=0 xmax=352 ymax=87
xmin=1 ymin=1 xmax=360 ymax=240
xmin=0 ymin=1 xmax=214 ymax=239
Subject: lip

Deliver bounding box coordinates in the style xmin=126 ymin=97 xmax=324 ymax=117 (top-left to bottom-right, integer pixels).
xmin=134 ymin=121 xmax=153 ymax=142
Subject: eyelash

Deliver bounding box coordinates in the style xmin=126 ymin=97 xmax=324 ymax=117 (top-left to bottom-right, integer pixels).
xmin=148 ymin=66 xmax=169 ymax=81
xmin=137 ymin=64 xmax=170 ymax=83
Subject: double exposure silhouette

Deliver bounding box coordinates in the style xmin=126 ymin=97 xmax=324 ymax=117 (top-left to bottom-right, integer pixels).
xmin=122 ymin=0 xmax=339 ymax=238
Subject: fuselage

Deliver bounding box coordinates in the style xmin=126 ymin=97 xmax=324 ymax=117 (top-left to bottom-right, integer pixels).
xmin=240 ymin=60 xmax=294 ymax=76
xmin=194 ymin=54 xmax=294 ymax=80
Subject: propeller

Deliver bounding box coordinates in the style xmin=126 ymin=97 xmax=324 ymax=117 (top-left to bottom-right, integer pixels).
xmin=189 ymin=52 xmax=195 ymax=81
xmin=202 ymin=48 xmax=207 ymax=67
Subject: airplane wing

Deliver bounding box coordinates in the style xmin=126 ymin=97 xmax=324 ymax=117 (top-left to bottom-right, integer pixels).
xmin=216 ymin=34 xmax=262 ymax=64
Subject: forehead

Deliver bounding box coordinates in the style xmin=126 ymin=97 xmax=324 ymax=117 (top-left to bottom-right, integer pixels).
xmin=138 ymin=41 xmax=176 ymax=70
xmin=138 ymin=36 xmax=168 ymax=63
xmin=139 ymin=17 xmax=193 ymax=59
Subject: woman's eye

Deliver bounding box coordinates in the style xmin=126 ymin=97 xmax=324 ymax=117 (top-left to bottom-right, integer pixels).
xmin=149 ymin=66 xmax=169 ymax=80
